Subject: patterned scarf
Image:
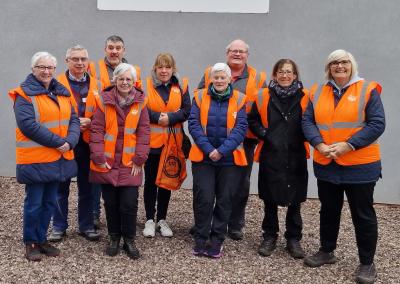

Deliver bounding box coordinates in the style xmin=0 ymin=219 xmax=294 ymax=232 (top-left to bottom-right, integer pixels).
xmin=269 ymin=80 xmax=303 ymax=99
xmin=209 ymin=84 xmax=232 ymax=102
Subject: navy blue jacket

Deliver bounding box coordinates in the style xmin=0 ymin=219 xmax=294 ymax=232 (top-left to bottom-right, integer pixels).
xmin=188 ymin=85 xmax=248 ymax=166
xmin=302 ymin=79 xmax=385 ymax=184
xmin=13 ymin=74 xmax=80 ymax=184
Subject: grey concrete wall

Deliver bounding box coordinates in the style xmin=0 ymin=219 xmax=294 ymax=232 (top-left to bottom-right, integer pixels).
xmin=1 ymin=0 xmax=399 ymax=203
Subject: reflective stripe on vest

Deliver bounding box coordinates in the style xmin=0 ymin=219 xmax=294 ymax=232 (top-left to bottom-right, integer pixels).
xmin=8 ymin=87 xmax=74 ymax=164
xmin=90 ymin=100 xmax=145 ymax=172
xmin=188 ymin=89 xmax=248 ymax=166
xmin=57 ymin=73 xmax=101 ymax=143
xmin=311 ymin=80 xmax=381 ymax=166
xmin=146 ymin=77 xmax=184 ymax=148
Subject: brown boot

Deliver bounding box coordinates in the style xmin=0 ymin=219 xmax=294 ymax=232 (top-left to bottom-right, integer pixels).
xmin=25 ymin=243 xmax=44 ymax=262
xmin=39 ymin=242 xmax=60 ymax=257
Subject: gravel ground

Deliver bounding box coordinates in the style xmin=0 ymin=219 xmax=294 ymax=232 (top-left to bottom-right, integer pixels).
xmin=0 ymin=176 xmax=399 ymax=284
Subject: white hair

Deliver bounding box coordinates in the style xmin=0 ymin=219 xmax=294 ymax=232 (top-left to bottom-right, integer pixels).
xmin=211 ymin=62 xmax=232 ymax=78
xmin=226 ymin=39 xmax=250 ymax=53
xmin=66 ymin=44 xmax=88 ymax=58
xmin=31 ymin=51 xmax=57 ymax=68
xmin=112 ymin=63 xmax=137 ymax=83
xmin=324 ymin=49 xmax=358 ymax=81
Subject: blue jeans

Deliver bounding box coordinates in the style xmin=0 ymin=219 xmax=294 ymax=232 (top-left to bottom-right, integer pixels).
xmin=23 ymin=182 xmax=58 ymax=244
xmin=52 ymin=140 xmax=94 ymax=232
xmin=92 ymin=184 xmax=102 ymax=219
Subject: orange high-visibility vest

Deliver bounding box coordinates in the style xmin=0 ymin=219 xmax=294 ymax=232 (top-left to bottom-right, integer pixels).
xmin=188 ymin=89 xmax=248 ymax=166
xmin=146 ymin=77 xmax=188 ymax=149
xmin=9 ymin=87 xmax=75 ymax=164
xmin=57 ymin=73 xmax=101 ymax=143
xmin=203 ymin=65 xmax=266 ymax=139
xmin=253 ymin=88 xmax=310 ymax=162
xmin=90 ymin=95 xmax=147 ymax=172
xmin=310 ymin=80 xmax=382 ymax=166
xmin=88 ymin=59 xmax=142 ymax=90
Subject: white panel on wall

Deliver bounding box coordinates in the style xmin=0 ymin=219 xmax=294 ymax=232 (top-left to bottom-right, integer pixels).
xmin=97 ymin=0 xmax=269 ymax=13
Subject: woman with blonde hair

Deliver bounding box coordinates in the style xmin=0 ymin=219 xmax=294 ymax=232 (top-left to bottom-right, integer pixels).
xmin=302 ymin=49 xmax=385 ymax=284
xmin=142 ymin=53 xmax=191 ymax=238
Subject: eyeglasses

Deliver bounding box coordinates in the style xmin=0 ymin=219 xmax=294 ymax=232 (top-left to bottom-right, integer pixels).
xmin=330 ymin=60 xmax=351 ymax=67
xmin=68 ymin=57 xmax=88 ymax=63
xmin=117 ymin=77 xmax=133 ymax=83
xmin=34 ymin=65 xmax=56 ymax=71
xmin=228 ymin=49 xmax=248 ymax=55
xmin=277 ymin=70 xmax=294 ymax=76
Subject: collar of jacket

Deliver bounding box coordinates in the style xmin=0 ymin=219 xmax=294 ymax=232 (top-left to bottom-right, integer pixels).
xmin=327 ymin=75 xmax=364 ymax=94
xmin=20 ymin=73 xmax=70 ymax=97
xmin=151 ymin=71 xmax=180 ymax=88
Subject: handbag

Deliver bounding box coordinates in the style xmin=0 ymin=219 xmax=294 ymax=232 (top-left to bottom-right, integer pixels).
xmin=156 ymin=127 xmax=187 ymax=190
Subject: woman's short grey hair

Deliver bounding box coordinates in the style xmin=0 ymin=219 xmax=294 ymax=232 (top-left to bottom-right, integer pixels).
xmin=211 ymin=62 xmax=232 ymax=78
xmin=324 ymin=49 xmax=358 ymax=81
xmin=31 ymin=51 xmax=57 ymax=68
xmin=112 ymin=63 xmax=137 ymax=83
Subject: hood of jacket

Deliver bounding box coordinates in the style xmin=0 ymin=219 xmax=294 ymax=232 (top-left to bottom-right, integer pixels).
xmin=20 ymin=73 xmax=70 ymax=97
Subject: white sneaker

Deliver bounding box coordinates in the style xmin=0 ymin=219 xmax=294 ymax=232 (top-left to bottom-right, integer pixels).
xmin=143 ymin=219 xmax=156 ymax=237
xmin=157 ymin=220 xmax=173 ymax=237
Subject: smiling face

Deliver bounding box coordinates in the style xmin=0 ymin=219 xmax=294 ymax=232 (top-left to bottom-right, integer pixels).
xmin=274 ymin=63 xmax=297 ymax=88
xmin=155 ymin=64 xmax=173 ymax=84
xmin=226 ymin=40 xmax=248 ymax=69
xmin=329 ymin=57 xmax=352 ymax=86
xmin=66 ymin=49 xmax=88 ymax=79
xmin=211 ymin=70 xmax=231 ymax=92
xmin=32 ymin=57 xmax=56 ymax=89
xmin=105 ymin=40 xmax=125 ymax=68
xmin=116 ymin=70 xmax=134 ymax=96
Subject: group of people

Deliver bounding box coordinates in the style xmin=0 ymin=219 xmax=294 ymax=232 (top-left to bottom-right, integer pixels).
xmin=9 ymin=36 xmax=385 ymax=284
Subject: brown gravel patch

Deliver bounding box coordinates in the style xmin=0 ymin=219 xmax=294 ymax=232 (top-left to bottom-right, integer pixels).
xmin=0 ymin=176 xmax=399 ymax=283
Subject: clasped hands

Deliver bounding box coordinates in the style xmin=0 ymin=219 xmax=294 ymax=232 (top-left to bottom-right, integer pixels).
xmin=316 ymin=142 xmax=353 ymax=159
xmin=97 ymin=161 xmax=142 ymax=176
xmin=209 ymin=149 xmax=222 ymax=162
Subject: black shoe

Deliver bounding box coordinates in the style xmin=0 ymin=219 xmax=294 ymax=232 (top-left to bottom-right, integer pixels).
xmin=355 ymin=263 xmax=377 ymax=284
xmin=205 ymin=241 xmax=223 ymax=258
xmin=25 ymin=243 xmax=43 ymax=262
xmin=258 ymin=238 xmax=277 ymax=257
xmin=228 ymin=229 xmax=244 ymax=241
xmin=304 ymin=250 xmax=337 ymax=267
xmin=192 ymin=239 xmax=206 ymax=256
xmin=286 ymin=239 xmax=305 ymax=259
xmin=123 ymin=238 xmax=140 ymax=260
xmin=105 ymin=235 xmax=120 ymax=257
xmin=79 ymin=229 xmax=100 ymax=241
xmin=39 ymin=242 xmax=60 ymax=257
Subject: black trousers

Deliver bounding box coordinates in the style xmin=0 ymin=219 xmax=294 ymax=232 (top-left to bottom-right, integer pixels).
xmin=101 ymin=185 xmax=138 ymax=239
xmin=317 ymin=180 xmax=378 ymax=265
xmin=192 ymin=162 xmax=242 ymax=243
xmin=229 ymin=138 xmax=257 ymax=231
xmin=262 ymin=201 xmax=302 ymax=241
xmin=144 ymin=153 xmax=171 ymax=221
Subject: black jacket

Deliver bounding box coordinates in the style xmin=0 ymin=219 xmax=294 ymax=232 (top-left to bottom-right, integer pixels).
xmin=248 ymin=87 xmax=308 ymax=206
